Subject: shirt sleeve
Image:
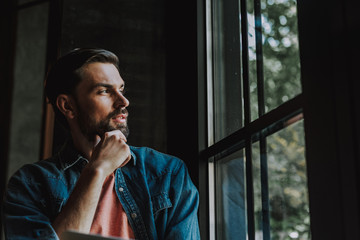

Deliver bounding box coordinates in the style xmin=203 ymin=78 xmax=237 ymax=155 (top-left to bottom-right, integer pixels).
xmin=165 ymin=161 xmax=200 ymax=240
xmin=2 ymin=167 xmax=60 ymax=240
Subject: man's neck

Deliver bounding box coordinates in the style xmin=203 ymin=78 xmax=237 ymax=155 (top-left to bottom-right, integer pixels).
xmin=70 ymin=128 xmax=98 ymax=160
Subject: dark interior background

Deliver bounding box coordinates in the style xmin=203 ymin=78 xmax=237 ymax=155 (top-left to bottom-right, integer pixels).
xmin=0 ymin=1 xmax=198 ymax=238
xmin=2 ymin=0 xmax=360 ymax=239
xmin=58 ymin=0 xmax=168 ymax=153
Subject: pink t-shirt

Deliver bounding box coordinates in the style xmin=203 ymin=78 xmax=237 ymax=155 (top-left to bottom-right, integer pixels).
xmin=90 ymin=172 xmax=135 ymax=239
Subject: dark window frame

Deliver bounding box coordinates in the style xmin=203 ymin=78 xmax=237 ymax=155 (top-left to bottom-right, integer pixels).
xmin=197 ymin=0 xmax=360 ymax=239
xmin=198 ymin=0 xmax=305 ymax=239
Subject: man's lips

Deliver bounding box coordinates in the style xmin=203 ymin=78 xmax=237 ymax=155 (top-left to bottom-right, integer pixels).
xmin=112 ymin=114 xmax=127 ymax=124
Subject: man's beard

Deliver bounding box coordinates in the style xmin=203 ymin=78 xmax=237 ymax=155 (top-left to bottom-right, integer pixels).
xmin=77 ymin=107 xmax=129 ymax=142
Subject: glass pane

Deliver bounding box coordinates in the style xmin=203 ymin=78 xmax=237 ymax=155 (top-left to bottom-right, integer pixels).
xmin=215 ymin=150 xmax=247 ymax=239
xmin=267 ymin=119 xmax=310 ymax=239
xmin=209 ymin=159 xmax=216 ymax=240
xmin=213 ymin=0 xmax=243 ymax=142
xmin=246 ymin=0 xmax=259 ymax=122
xmin=261 ymin=0 xmax=302 ymax=112
xmin=252 ymin=141 xmax=264 ymax=239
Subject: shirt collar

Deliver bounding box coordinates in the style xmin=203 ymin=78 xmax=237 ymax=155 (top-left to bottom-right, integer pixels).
xmin=58 ymin=139 xmax=87 ymax=171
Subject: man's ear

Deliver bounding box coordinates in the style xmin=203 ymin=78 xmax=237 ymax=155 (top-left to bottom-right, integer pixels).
xmin=56 ymin=94 xmax=77 ymax=119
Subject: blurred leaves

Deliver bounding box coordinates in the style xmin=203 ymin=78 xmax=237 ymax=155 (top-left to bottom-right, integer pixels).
xmin=249 ymin=0 xmax=309 ymax=237
xmin=249 ymin=0 xmax=301 ymax=118
xmin=253 ymin=121 xmax=310 ymax=240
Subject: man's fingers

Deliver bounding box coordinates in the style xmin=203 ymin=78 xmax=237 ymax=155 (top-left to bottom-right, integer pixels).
xmin=120 ymin=154 xmax=132 ymax=167
xmin=95 ymin=135 xmax=102 ymax=146
xmin=103 ymin=130 xmax=127 ymax=142
xmin=91 ymin=130 xmax=131 ymax=172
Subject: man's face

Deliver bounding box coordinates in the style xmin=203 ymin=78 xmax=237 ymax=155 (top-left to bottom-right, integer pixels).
xmin=73 ymin=62 xmax=130 ymax=141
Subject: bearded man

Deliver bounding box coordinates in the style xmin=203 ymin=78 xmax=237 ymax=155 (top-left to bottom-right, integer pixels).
xmin=3 ymin=48 xmax=200 ymax=240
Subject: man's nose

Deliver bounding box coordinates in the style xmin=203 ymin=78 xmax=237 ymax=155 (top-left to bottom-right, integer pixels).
xmin=114 ymin=91 xmax=129 ymax=108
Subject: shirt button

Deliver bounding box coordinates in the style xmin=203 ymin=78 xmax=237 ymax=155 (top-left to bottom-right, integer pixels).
xmin=119 ymin=187 xmax=124 ymax=192
xmin=131 ymin=213 xmax=137 ymax=219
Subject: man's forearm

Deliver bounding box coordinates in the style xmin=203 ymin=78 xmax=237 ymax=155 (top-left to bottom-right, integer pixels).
xmin=52 ymin=165 xmax=107 ymax=238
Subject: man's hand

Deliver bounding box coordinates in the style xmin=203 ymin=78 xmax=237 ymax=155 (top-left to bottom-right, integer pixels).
xmin=90 ymin=130 xmax=131 ymax=176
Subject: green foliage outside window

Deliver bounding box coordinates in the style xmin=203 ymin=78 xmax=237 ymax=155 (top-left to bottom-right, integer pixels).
xmin=248 ymin=0 xmax=310 ymax=239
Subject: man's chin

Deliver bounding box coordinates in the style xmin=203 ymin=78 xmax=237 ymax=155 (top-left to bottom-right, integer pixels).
xmin=107 ymin=123 xmax=130 ymax=138
xmin=86 ymin=123 xmax=129 ymax=140
xmin=119 ymin=126 xmax=130 ymax=138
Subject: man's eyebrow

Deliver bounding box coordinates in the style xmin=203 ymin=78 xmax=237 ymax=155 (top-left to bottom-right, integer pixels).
xmin=92 ymin=83 xmax=125 ymax=89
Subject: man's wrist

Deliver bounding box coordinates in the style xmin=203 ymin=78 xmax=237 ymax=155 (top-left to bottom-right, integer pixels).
xmin=82 ymin=161 xmax=109 ymax=182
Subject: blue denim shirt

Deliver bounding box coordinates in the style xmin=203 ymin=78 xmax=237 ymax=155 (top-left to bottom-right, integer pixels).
xmin=3 ymin=142 xmax=200 ymax=240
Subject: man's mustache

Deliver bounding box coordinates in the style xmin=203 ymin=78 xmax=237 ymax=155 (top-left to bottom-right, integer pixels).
xmin=108 ymin=108 xmax=128 ymax=119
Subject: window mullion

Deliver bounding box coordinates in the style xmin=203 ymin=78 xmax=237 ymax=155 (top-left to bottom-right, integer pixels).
xmin=245 ymin=138 xmax=255 ymax=240
xmin=206 ymin=0 xmax=214 ymax=148
xmin=254 ymin=0 xmax=271 ymax=239
xmin=240 ymin=0 xmax=256 ymax=239
xmin=254 ymin=0 xmax=265 ymax=117
xmin=260 ymin=136 xmax=271 ymax=240
xmin=241 ymin=0 xmax=251 ymax=126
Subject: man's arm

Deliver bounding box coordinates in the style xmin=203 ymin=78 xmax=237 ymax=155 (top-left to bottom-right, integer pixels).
xmin=52 ymin=130 xmax=131 ymax=238
xmin=51 ymin=164 xmax=107 ymax=235
xmin=3 ymin=168 xmax=60 ymax=240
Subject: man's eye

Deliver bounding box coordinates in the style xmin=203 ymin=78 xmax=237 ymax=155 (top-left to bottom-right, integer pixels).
xmin=98 ymin=89 xmax=109 ymax=94
xmin=120 ymin=89 xmax=126 ymax=95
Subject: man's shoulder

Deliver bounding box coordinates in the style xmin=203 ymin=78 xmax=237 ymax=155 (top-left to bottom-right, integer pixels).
xmin=129 ymin=146 xmax=186 ymax=175
xmin=130 ymin=146 xmax=182 ymax=163
xmin=8 ymin=154 xmax=63 ymax=185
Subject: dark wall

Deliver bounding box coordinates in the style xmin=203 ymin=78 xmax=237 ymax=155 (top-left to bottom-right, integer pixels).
xmin=1 ymin=1 xmax=50 ymax=239
xmin=57 ymin=0 xmax=168 ymax=153
xmin=8 ymin=2 xmax=49 ymax=180
xmin=299 ymin=0 xmax=360 ymax=238
xmin=164 ymin=1 xmax=199 ymax=183
xmin=0 ymin=1 xmax=17 ymax=239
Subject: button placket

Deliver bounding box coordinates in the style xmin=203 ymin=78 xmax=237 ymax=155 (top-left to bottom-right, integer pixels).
xmin=115 ymin=168 xmax=150 ymax=239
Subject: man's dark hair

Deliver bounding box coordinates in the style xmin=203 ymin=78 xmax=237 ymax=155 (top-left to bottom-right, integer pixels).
xmin=45 ymin=48 xmax=120 ymax=129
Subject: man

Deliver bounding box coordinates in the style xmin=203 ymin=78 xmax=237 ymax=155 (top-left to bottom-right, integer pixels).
xmin=3 ymin=48 xmax=200 ymax=239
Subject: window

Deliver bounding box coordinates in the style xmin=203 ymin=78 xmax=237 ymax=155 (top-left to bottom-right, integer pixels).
xmin=199 ymin=0 xmax=309 ymax=239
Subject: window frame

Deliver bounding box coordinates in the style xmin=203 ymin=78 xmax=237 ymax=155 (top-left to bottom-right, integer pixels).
xmin=197 ymin=0 xmax=360 ymax=239
xmin=198 ymin=0 xmax=306 ymax=238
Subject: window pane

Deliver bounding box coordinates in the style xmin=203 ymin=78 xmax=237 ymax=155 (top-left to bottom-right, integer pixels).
xmin=266 ymin=119 xmax=310 ymax=239
xmin=261 ymin=0 xmax=301 ymax=112
xmin=247 ymin=0 xmax=259 ymax=122
xmin=209 ymin=159 xmax=216 ymax=240
xmin=213 ymin=0 xmax=243 ymax=142
xmin=252 ymin=119 xmax=309 ymax=239
xmin=215 ymin=150 xmax=247 ymax=239
xmin=252 ymin=141 xmax=264 ymax=239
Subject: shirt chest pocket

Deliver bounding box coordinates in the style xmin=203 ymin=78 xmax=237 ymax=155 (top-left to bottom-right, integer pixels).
xmin=151 ymin=192 xmax=172 ymax=219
